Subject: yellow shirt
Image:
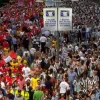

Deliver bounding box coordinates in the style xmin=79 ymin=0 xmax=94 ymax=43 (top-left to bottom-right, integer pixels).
xmin=10 ymin=61 xmax=19 ymax=67
xmin=52 ymin=40 xmax=57 ymax=48
xmin=21 ymin=91 xmax=29 ymax=100
xmin=3 ymin=48 xmax=9 ymax=56
xmin=31 ymin=78 xmax=40 ymax=90
xmin=10 ymin=89 xmax=18 ymax=95
xmin=17 ymin=56 xmax=22 ymax=64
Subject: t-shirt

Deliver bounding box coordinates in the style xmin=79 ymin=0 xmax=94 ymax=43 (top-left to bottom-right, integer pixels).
xmin=31 ymin=78 xmax=40 ymax=90
xmin=2 ymin=41 xmax=9 ymax=48
xmin=22 ymin=67 xmax=30 ymax=77
xmin=10 ymin=61 xmax=19 ymax=67
xmin=59 ymin=81 xmax=70 ymax=94
xmin=33 ymin=90 xmax=44 ymax=100
xmin=40 ymin=36 xmax=47 ymax=42
xmin=68 ymin=72 xmax=77 ymax=82
xmin=18 ymin=79 xmax=25 ymax=90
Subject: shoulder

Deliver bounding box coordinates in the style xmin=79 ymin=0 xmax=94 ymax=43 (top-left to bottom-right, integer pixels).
xmin=37 ymin=78 xmax=40 ymax=80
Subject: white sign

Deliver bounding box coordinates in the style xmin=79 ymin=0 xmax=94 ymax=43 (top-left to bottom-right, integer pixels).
xmin=36 ymin=0 xmax=44 ymax=2
xmin=43 ymin=8 xmax=57 ymax=31
xmin=4 ymin=56 xmax=12 ymax=63
xmin=45 ymin=0 xmax=55 ymax=7
xmin=58 ymin=8 xmax=72 ymax=31
xmin=71 ymin=0 xmax=79 ymax=1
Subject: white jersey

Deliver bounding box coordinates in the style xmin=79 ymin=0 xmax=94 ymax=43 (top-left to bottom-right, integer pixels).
xmin=59 ymin=81 xmax=70 ymax=94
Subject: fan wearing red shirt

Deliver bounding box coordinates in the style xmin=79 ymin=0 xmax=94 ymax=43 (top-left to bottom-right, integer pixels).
xmin=1 ymin=65 xmax=10 ymax=73
xmin=18 ymin=75 xmax=25 ymax=90
xmin=7 ymin=76 xmax=13 ymax=86
xmin=13 ymin=67 xmax=18 ymax=74
xmin=2 ymin=31 xmax=8 ymax=38
xmin=4 ymin=74 xmax=10 ymax=83
xmin=39 ymin=18 xmax=43 ymax=27
xmin=2 ymin=39 xmax=9 ymax=49
xmin=16 ymin=75 xmax=20 ymax=82
xmin=2 ymin=73 xmax=7 ymax=82
xmin=24 ymin=13 xmax=29 ymax=20
xmin=18 ymin=64 xmax=24 ymax=74
xmin=36 ymin=26 xmax=41 ymax=34
xmin=31 ymin=26 xmax=37 ymax=35
xmin=0 ymin=35 xmax=3 ymax=42
xmin=0 ymin=59 xmax=5 ymax=67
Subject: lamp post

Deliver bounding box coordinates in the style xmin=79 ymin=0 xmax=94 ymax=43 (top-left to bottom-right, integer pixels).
xmin=55 ymin=0 xmax=60 ymax=60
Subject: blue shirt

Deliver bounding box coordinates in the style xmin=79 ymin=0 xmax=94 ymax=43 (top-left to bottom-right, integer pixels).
xmin=12 ymin=37 xmax=17 ymax=44
xmin=68 ymin=71 xmax=77 ymax=82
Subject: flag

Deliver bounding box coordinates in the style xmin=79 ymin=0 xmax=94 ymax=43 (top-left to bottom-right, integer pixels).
xmin=4 ymin=51 xmax=17 ymax=63
xmin=9 ymin=51 xmax=17 ymax=59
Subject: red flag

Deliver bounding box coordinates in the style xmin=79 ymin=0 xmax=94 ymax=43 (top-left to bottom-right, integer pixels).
xmin=9 ymin=51 xmax=17 ymax=59
xmin=3 ymin=51 xmax=17 ymax=63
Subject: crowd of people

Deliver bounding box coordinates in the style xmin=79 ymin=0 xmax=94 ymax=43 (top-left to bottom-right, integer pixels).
xmin=0 ymin=0 xmax=100 ymax=100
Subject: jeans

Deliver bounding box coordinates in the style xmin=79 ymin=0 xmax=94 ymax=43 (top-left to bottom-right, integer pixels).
xmin=69 ymin=82 xmax=74 ymax=96
xmin=85 ymin=32 xmax=90 ymax=40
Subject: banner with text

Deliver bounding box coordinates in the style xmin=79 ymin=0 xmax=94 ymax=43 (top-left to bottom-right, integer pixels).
xmin=58 ymin=8 xmax=72 ymax=31
xmin=43 ymin=8 xmax=57 ymax=31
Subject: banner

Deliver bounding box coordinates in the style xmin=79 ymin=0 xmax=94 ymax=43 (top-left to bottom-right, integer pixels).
xmin=45 ymin=0 xmax=55 ymax=7
xmin=4 ymin=50 xmax=17 ymax=63
xmin=71 ymin=0 xmax=79 ymax=1
xmin=43 ymin=8 xmax=57 ymax=31
xmin=58 ymin=8 xmax=72 ymax=31
xmin=0 ymin=50 xmax=17 ymax=66
xmin=36 ymin=0 xmax=44 ymax=2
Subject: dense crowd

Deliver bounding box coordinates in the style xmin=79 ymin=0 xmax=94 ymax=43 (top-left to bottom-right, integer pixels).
xmin=0 ymin=0 xmax=100 ymax=100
